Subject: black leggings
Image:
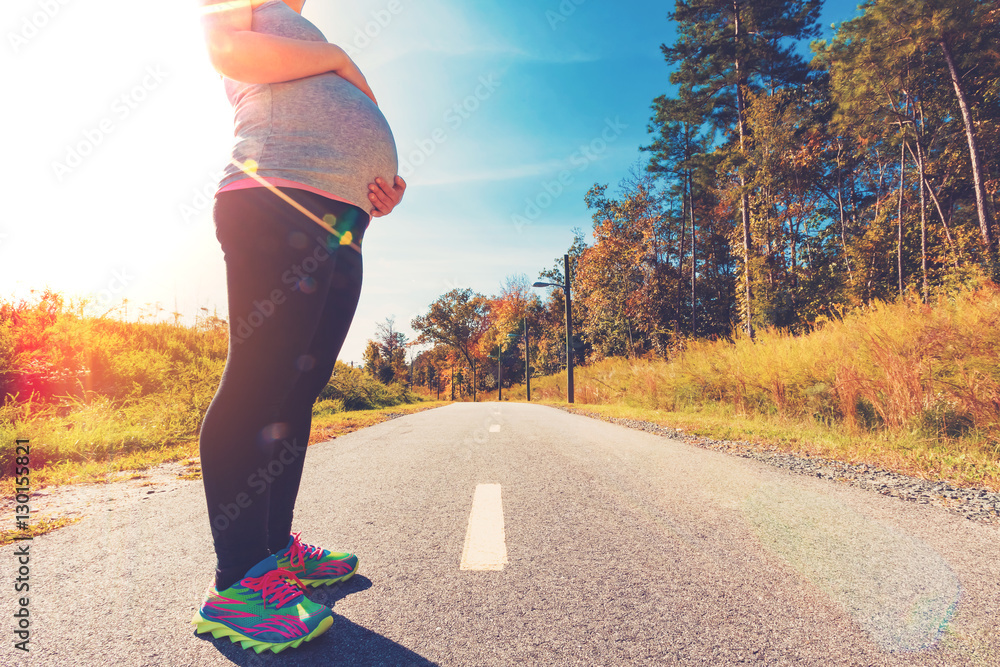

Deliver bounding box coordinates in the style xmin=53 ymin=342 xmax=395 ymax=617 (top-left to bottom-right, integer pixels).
xmin=199 ymin=186 xmax=368 ymax=583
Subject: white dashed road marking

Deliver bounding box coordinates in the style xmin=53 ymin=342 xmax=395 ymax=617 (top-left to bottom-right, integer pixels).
xmin=460 ymin=484 xmax=508 ymax=571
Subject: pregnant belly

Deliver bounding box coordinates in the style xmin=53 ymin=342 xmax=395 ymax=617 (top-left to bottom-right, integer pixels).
xmin=266 ymin=72 xmax=398 ymax=195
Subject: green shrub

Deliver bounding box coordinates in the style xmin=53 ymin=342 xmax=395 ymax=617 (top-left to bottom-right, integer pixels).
xmin=318 ymin=362 xmax=418 ymax=411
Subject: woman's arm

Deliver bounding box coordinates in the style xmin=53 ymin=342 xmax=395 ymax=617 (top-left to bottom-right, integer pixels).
xmin=198 ymin=0 xmax=377 ymax=103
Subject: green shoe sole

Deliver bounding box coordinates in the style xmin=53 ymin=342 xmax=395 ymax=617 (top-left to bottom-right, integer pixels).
xmin=192 ymin=613 xmax=334 ymax=654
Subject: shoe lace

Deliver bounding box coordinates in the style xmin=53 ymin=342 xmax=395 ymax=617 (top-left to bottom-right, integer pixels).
xmin=286 ymin=531 xmax=325 ymax=569
xmin=244 ymin=568 xmax=307 ymax=608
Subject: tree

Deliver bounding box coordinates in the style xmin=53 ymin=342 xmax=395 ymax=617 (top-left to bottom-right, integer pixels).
xmin=361 ymin=339 xmax=382 ymax=380
xmin=374 ymin=316 xmax=408 ymax=383
xmin=413 ymin=344 xmax=455 ymax=399
xmin=537 ymin=230 xmax=590 ymax=367
xmin=645 ymin=92 xmax=714 ymax=335
xmin=361 ymin=316 xmax=409 ymax=384
xmin=660 ymin=0 xmax=822 ymax=335
xmin=482 ymin=275 xmax=539 ymax=388
xmin=905 ymin=0 xmax=998 ymax=265
xmin=411 ymin=289 xmax=489 ymax=401
xmin=577 ymin=172 xmax=678 ymax=358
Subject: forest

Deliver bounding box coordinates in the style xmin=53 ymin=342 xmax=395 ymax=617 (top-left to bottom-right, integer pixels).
xmin=373 ymin=0 xmax=1000 ymax=398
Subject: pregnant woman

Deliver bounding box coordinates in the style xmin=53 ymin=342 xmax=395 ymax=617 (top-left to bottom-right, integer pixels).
xmin=193 ymin=0 xmax=405 ymax=654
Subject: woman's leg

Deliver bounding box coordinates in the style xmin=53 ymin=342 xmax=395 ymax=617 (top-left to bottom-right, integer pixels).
xmin=265 ymin=213 xmax=367 ymax=553
xmin=199 ymin=186 xmax=368 ymax=589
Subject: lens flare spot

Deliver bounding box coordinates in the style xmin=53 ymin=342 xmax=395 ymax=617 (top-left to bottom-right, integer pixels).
xmin=296 ymin=354 xmax=316 ymax=372
xmin=298 ymin=277 xmax=317 ymax=294
xmin=323 ymin=213 xmax=337 ymax=227
xmin=340 ymin=230 xmax=353 ymax=246
xmin=742 ymin=483 xmax=961 ymax=652
xmin=260 ymin=422 xmax=289 ymax=443
xmin=242 ymin=159 xmax=258 ymax=174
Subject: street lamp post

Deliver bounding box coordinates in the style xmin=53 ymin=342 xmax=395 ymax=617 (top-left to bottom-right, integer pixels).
xmin=524 ymin=316 xmax=531 ymax=402
xmin=564 ymin=254 xmax=574 ymax=404
xmin=532 ymin=253 xmax=574 ymax=404
xmin=497 ymin=345 xmax=502 ymax=401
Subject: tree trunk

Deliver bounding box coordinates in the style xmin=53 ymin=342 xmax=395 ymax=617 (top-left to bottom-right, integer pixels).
xmin=905 ymin=142 xmax=959 ymax=268
xmin=734 ymin=1 xmax=753 ymax=338
xmin=836 ymin=144 xmax=855 ymax=286
xmin=689 ymin=168 xmax=697 ymax=335
xmin=941 ymin=37 xmax=995 ymax=260
xmin=915 ymin=132 xmax=928 ymax=303
xmin=789 ymin=174 xmax=800 ymax=306
xmin=874 ymin=148 xmax=885 ymax=225
xmin=897 ymin=141 xmax=906 ymax=297
xmin=678 ymin=182 xmax=687 ymax=329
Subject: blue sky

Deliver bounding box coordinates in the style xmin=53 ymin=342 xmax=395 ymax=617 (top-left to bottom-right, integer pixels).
xmin=1 ymin=0 xmax=863 ymax=364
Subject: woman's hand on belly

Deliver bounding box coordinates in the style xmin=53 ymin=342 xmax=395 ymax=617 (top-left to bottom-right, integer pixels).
xmin=330 ymin=44 xmax=378 ymax=106
xmin=368 ymin=176 xmax=407 ymax=218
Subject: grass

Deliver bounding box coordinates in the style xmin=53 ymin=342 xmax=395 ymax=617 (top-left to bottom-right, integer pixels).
xmin=0 ymin=438 xmax=202 ymax=499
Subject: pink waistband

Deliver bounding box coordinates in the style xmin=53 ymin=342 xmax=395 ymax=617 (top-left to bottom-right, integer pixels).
xmin=217 ymin=177 xmax=359 ymax=209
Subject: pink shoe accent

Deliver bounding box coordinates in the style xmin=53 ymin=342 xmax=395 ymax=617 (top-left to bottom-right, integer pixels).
xmin=243 ymin=568 xmax=307 ymax=608
xmin=286 ymin=532 xmax=326 ymax=569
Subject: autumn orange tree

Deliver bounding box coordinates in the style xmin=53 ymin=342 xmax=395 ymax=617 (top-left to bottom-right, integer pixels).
xmin=476 ymin=275 xmax=545 ymax=392
xmin=411 ymin=344 xmax=454 ymax=399
xmin=574 ymin=175 xmax=671 ymax=358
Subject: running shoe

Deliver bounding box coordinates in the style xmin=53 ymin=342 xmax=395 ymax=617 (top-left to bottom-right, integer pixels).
xmin=191 ymin=554 xmax=333 ymax=654
xmin=274 ymin=532 xmax=359 ymax=587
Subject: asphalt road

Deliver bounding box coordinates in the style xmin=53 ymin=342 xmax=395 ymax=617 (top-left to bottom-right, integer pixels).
xmin=3 ymin=402 xmax=998 ymax=666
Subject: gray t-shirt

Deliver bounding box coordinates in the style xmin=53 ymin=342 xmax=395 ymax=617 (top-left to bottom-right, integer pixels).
xmin=217 ymin=0 xmax=398 ymax=213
